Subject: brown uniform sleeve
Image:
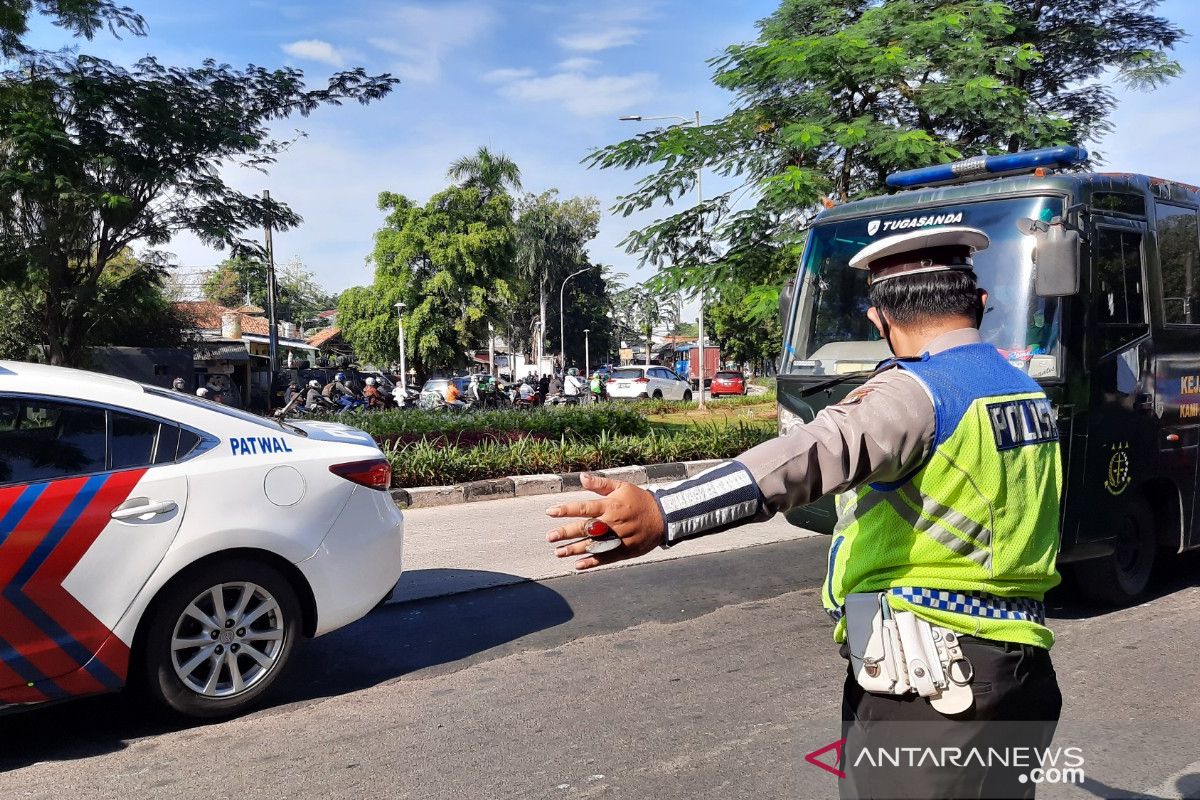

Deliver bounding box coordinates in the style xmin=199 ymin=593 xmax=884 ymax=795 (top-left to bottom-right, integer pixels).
xmin=737 ymin=368 xmax=936 ymax=515
xmin=649 ymin=369 xmax=935 ymax=545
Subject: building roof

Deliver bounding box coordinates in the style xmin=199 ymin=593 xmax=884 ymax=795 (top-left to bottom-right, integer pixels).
xmin=174 ymin=300 xmax=273 ymax=337
xmin=307 ymin=326 xmax=343 ymax=350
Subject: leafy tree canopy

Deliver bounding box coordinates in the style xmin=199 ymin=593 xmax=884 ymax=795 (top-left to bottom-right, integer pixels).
xmin=0 ymin=247 xmax=187 ymax=360
xmin=447 ymin=146 xmax=522 ymax=202
xmin=202 ymin=256 xmax=336 ymax=328
xmin=339 ymin=185 xmax=515 ymax=373
xmin=0 ymin=52 xmax=397 ymax=365
xmin=0 ymin=0 xmax=145 ymax=57
xmin=587 ymin=0 xmax=1184 ymax=320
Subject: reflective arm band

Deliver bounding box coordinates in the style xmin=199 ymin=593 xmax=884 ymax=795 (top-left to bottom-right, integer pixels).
xmin=651 ymin=461 xmax=764 ymax=547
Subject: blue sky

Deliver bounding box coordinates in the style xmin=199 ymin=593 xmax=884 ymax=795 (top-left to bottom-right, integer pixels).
xmin=23 ymin=0 xmax=1200 ymax=300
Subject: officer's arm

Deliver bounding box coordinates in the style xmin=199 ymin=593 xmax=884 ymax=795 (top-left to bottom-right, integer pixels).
xmin=651 ymin=370 xmax=935 ymax=546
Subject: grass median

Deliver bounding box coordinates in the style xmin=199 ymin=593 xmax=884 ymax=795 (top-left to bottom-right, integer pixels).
xmin=319 ymin=397 xmax=779 ymax=487
xmin=382 ymin=422 xmax=775 ymax=487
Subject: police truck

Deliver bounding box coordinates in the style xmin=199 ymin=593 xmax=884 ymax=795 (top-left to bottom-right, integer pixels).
xmin=778 ymin=146 xmax=1200 ymax=605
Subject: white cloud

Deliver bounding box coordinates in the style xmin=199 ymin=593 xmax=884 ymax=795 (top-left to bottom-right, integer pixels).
xmin=367 ymin=2 xmax=499 ymax=83
xmin=556 ymin=27 xmax=640 ymax=52
xmin=555 ymin=3 xmax=659 ymax=53
xmin=281 ymin=39 xmax=347 ymax=67
xmin=556 ymin=57 xmax=600 ymax=72
xmin=499 ymin=71 xmax=658 ymax=117
xmin=482 ymin=67 xmax=536 ymax=83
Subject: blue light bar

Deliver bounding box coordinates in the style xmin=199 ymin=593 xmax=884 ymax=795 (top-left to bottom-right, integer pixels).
xmin=885 ymin=145 xmax=1089 ymax=189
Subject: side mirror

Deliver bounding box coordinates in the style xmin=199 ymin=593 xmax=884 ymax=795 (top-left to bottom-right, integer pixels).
xmin=1018 ymin=218 xmax=1081 ymax=297
xmin=779 ymin=278 xmax=796 ymax=331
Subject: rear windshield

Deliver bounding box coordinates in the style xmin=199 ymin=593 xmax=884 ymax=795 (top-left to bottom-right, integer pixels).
xmin=611 ymin=368 xmax=645 ymax=379
xmin=714 ymin=372 xmax=741 ymax=379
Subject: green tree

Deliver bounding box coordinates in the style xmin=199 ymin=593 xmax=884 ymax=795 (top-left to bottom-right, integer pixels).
xmin=0 ymin=247 xmax=187 ymax=359
xmin=587 ymin=0 xmax=1183 ymax=319
xmin=202 ymin=256 xmax=335 ymax=326
xmin=0 ymin=52 xmax=396 ymax=366
xmin=339 ymin=185 xmax=515 ymax=374
xmin=447 ymin=146 xmax=522 ymax=202
xmin=707 ymin=286 xmax=782 ymax=374
xmin=0 ymin=0 xmax=145 ymax=57
xmin=509 ymin=190 xmax=600 ymax=364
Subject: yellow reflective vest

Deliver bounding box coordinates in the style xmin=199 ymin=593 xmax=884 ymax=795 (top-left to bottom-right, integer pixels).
xmin=822 ymin=343 xmax=1063 ymax=648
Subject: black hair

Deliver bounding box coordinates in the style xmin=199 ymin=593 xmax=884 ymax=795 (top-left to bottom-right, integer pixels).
xmin=867 ymin=269 xmax=983 ymax=328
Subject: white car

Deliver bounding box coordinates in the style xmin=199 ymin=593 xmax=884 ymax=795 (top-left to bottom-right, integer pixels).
xmin=606 ymin=365 xmax=693 ymax=401
xmin=0 ymin=361 xmax=403 ymax=718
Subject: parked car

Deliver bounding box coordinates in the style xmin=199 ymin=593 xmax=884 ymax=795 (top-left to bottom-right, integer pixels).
xmin=710 ymin=370 xmax=748 ymax=397
xmin=0 ymin=361 xmax=403 ymax=718
xmin=606 ymin=365 xmax=693 ymax=401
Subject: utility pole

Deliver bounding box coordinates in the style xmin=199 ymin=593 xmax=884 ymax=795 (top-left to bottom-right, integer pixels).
xmin=394 ymin=302 xmax=407 ymax=392
xmin=692 ymin=110 xmax=707 ymax=410
xmin=263 ymin=189 xmax=279 ymax=382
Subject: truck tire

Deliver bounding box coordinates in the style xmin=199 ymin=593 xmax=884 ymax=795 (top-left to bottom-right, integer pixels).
xmin=1073 ymin=497 xmax=1156 ymax=607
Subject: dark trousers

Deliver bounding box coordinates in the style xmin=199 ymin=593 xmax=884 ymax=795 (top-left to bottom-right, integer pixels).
xmin=840 ymin=637 xmax=1062 ymax=800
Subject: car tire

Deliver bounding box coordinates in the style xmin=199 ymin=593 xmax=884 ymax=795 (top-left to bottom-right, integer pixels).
xmin=1073 ymin=497 xmax=1156 ymax=607
xmin=682 ymin=390 xmax=692 ymax=402
xmin=138 ymin=558 xmax=303 ymax=718
xmin=652 ymin=390 xmax=663 ymax=400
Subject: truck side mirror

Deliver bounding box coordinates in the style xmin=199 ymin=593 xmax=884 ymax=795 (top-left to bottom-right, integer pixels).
xmin=779 ymin=278 xmax=796 ymax=331
xmin=1018 ymin=218 xmax=1081 ymax=297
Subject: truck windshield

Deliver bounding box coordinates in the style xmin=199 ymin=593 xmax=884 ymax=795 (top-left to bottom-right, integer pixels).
xmin=787 ymin=195 xmax=1065 ymax=379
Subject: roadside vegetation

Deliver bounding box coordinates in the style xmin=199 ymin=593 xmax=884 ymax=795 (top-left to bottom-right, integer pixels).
xmin=316 ymin=400 xmax=777 ymax=486
xmin=383 ymin=423 xmax=773 ymax=487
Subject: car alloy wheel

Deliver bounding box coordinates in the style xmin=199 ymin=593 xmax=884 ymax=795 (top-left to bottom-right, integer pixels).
xmin=171 ymin=581 xmax=285 ymax=698
xmin=139 ymin=558 xmax=302 ymax=717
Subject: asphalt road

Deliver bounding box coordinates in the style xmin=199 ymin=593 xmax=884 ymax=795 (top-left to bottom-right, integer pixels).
xmin=2 ymin=527 xmax=1200 ymax=799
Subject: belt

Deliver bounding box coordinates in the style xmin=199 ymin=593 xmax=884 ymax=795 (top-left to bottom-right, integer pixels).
xmin=828 ymin=587 xmax=1045 ymax=625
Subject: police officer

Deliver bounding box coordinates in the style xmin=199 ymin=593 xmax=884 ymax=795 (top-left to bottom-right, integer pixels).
xmin=545 ymin=227 xmax=1062 ymax=799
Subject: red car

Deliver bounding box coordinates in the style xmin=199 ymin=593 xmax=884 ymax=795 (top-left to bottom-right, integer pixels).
xmin=709 ymin=370 xmax=748 ymax=397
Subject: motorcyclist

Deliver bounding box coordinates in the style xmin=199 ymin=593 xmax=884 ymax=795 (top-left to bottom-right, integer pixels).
xmin=304 ymin=379 xmax=331 ymax=412
xmin=589 ymin=371 xmax=604 ymax=403
xmin=445 ymin=379 xmax=467 ymax=410
xmin=468 ymin=374 xmax=483 ymax=405
xmin=363 ymin=377 xmax=385 ymax=410
xmin=172 ymin=377 xmax=187 ymax=392
xmin=564 ymin=367 xmax=583 ymax=400
xmin=323 ymin=371 xmax=358 ymax=411
xmin=196 ymin=387 xmax=210 ymax=399
xmin=547 ymin=372 xmax=564 ymax=404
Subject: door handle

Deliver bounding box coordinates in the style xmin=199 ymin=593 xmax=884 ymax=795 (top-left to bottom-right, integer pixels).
xmin=111 ymin=499 xmax=178 ymax=521
xmin=1133 ymin=393 xmax=1154 ymax=412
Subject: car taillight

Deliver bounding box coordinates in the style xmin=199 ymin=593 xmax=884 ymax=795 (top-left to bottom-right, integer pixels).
xmin=329 ymin=458 xmax=392 ymax=490
xmin=634 ymin=377 xmax=650 ymax=383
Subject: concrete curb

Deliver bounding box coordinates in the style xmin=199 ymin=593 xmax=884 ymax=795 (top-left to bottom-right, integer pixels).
xmin=392 ymin=458 xmax=727 ymax=510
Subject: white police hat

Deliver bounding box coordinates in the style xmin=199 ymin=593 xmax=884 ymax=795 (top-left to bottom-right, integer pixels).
xmin=849 ymin=225 xmax=990 ymax=285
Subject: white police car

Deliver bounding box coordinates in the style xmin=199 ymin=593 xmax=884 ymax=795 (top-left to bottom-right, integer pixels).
xmin=0 ymin=361 xmax=403 ymax=717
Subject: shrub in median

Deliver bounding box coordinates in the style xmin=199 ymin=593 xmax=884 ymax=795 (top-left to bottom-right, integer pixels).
xmin=326 ymin=404 xmax=652 ymax=441
xmin=383 ymin=422 xmax=774 ymax=487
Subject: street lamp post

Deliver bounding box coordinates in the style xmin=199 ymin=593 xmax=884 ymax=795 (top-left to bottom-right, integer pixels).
xmin=620 ymin=110 xmax=706 ymax=408
xmin=488 ymin=321 xmax=495 ymax=379
xmin=583 ymin=328 xmax=590 ymax=379
xmin=394 ymin=302 xmax=407 ymax=392
xmin=559 ymin=265 xmax=591 ymax=373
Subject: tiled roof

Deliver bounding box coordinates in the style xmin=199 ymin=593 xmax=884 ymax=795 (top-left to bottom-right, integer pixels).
xmin=174 ymin=301 xmax=270 ymax=336
xmin=307 ymin=326 xmax=342 ymax=349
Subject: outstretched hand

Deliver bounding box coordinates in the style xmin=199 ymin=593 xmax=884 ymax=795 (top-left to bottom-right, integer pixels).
xmin=546 ymin=472 xmax=666 ymax=571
